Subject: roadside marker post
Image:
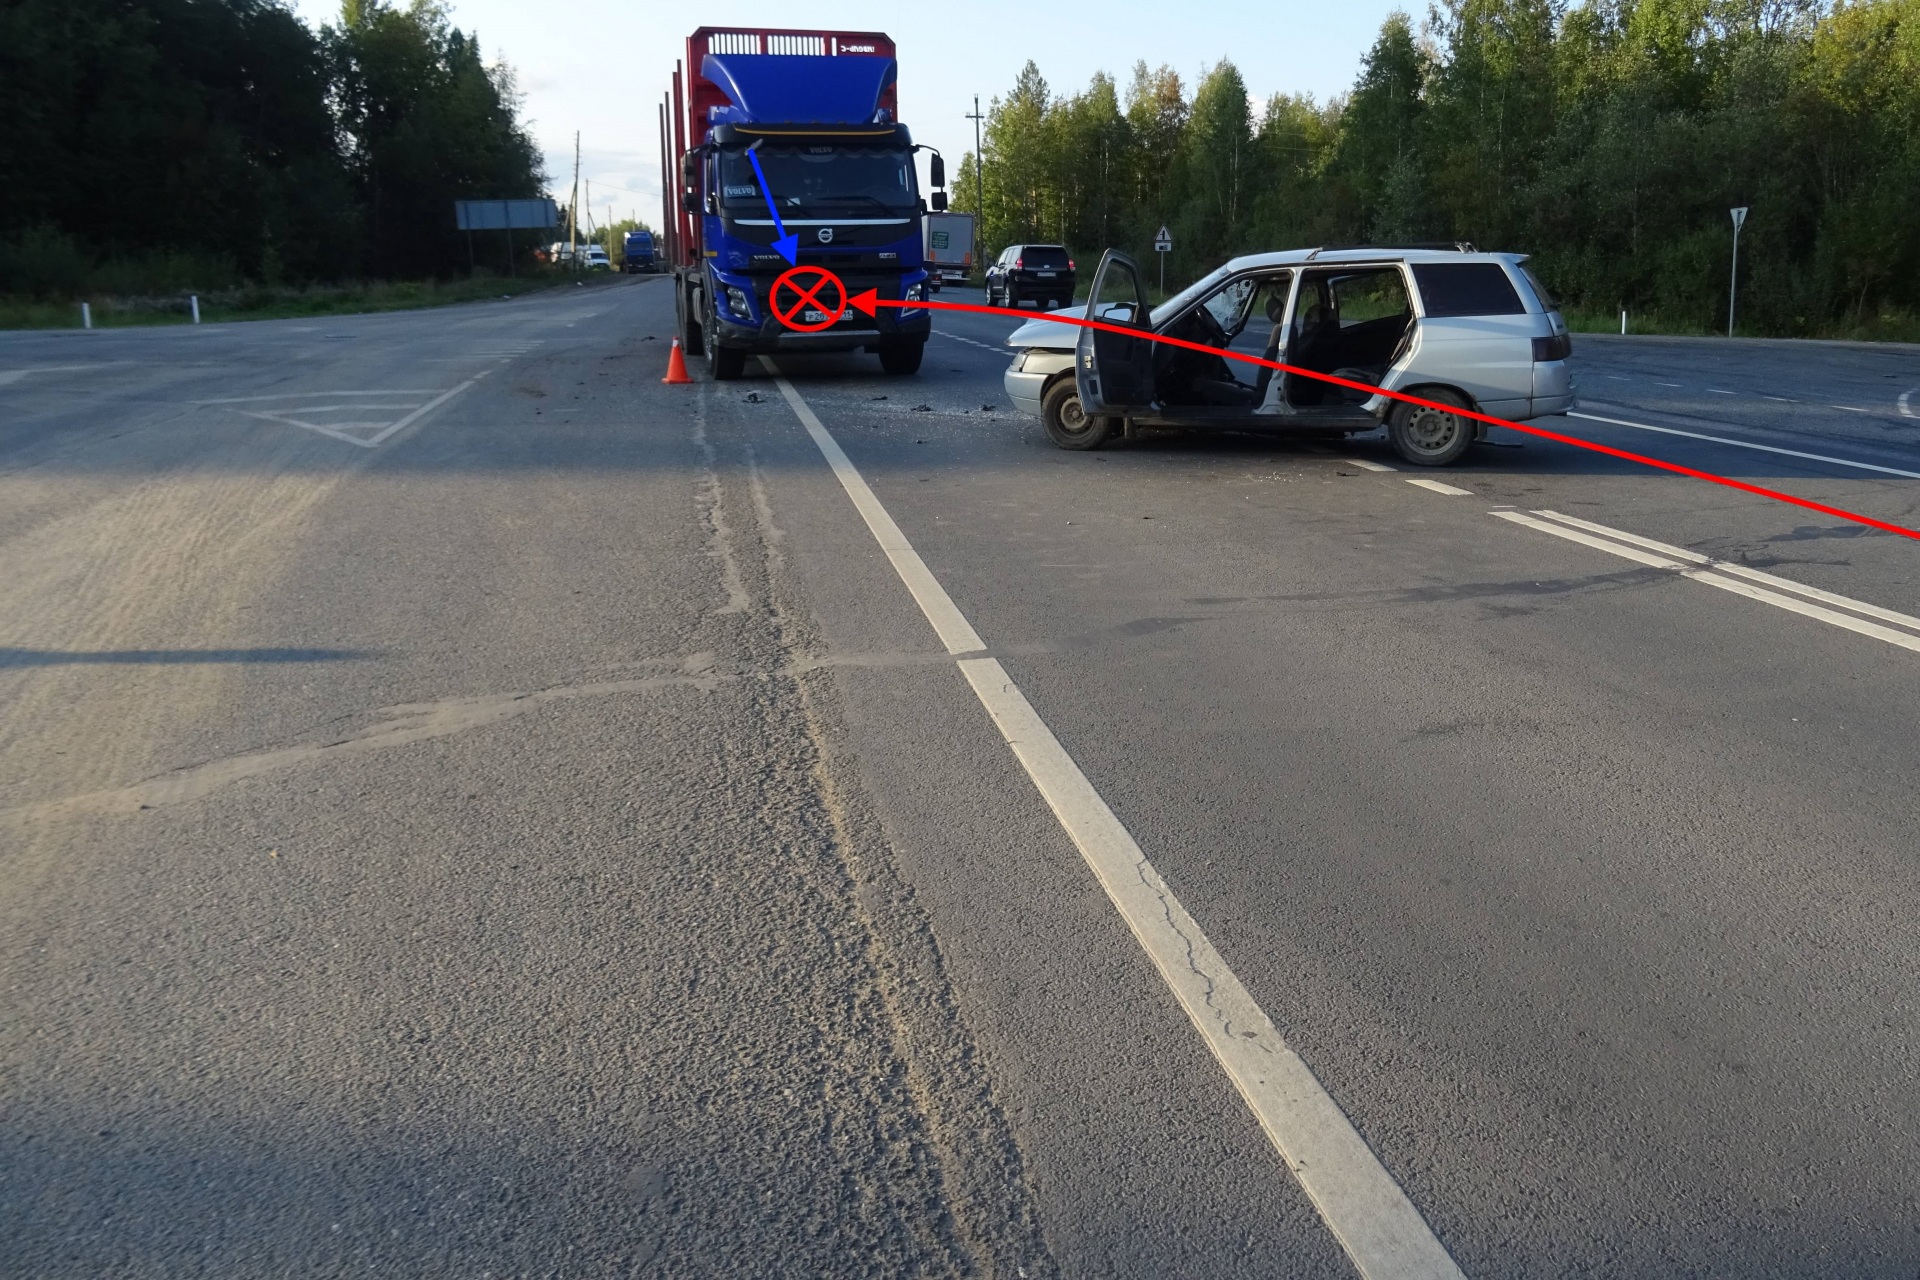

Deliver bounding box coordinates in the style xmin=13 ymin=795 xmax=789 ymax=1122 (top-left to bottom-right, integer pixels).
xmin=1154 ymin=224 xmax=1172 ymax=294
xmin=190 ymin=295 xmax=201 ymax=325
xmin=1728 ymin=206 xmax=1748 ymax=338
xmin=81 ymin=302 xmax=92 ymax=330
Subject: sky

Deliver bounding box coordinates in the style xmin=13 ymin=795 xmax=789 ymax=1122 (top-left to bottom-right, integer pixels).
xmin=285 ymin=1 xmax=1407 ymax=233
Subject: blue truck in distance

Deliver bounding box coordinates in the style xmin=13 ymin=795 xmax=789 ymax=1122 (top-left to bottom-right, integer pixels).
xmin=662 ymin=27 xmax=946 ymax=379
xmin=622 ymin=229 xmax=656 ymax=273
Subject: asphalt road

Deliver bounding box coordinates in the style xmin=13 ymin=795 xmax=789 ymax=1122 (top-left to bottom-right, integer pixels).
xmin=3 ymin=279 xmax=1919 ymax=1277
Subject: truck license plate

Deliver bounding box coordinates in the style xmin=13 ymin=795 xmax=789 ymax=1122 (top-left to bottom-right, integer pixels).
xmin=804 ymin=310 xmax=829 ymax=323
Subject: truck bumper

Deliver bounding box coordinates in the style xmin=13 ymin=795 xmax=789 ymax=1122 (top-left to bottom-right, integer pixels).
xmin=712 ymin=307 xmax=930 ymax=352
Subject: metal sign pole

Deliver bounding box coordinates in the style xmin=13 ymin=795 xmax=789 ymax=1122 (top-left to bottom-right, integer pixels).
xmin=1728 ymin=206 xmax=1748 ymax=338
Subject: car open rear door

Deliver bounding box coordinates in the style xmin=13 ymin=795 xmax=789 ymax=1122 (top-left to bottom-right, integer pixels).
xmin=1075 ymin=251 xmax=1154 ymax=415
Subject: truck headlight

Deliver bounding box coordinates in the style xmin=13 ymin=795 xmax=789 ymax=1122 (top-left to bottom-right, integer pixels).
xmin=725 ymin=285 xmax=752 ymax=319
xmin=904 ymin=282 xmax=927 ymax=303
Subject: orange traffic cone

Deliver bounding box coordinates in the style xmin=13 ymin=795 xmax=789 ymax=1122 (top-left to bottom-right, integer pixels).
xmin=661 ymin=337 xmax=694 ymax=384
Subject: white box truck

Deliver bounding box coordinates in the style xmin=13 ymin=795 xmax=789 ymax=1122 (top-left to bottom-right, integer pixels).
xmin=923 ymin=212 xmax=974 ymax=291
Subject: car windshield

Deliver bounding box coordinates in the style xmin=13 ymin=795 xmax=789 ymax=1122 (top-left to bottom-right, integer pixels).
xmin=1152 ymin=264 xmax=1233 ymax=327
xmin=720 ymin=146 xmax=916 ymax=215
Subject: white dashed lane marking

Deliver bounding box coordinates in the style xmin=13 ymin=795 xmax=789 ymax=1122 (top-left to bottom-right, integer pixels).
xmin=1406 ymin=478 xmax=1473 ymax=496
xmin=933 ymin=330 xmax=1008 ymax=354
xmin=1343 ymin=458 xmax=1398 ymax=473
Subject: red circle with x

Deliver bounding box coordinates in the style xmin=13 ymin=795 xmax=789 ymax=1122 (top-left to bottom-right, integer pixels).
xmin=771 ymin=266 xmax=848 ymax=332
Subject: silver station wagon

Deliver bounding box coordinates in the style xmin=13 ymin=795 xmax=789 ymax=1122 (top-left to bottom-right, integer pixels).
xmin=1002 ymin=245 xmax=1575 ymax=465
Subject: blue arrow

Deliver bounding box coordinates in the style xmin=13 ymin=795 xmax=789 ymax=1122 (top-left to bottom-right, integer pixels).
xmin=746 ymin=149 xmax=799 ymax=265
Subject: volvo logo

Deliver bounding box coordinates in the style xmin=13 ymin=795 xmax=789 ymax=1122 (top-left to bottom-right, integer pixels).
xmin=816 ymin=227 xmax=834 ymax=244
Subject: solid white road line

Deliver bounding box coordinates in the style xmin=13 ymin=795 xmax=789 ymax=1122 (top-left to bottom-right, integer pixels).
xmin=768 ymin=368 xmax=985 ymax=655
xmin=363 ymin=374 xmax=487 ymax=447
xmin=1491 ymin=510 xmax=1920 ymax=654
xmin=0 ymin=364 xmax=106 ymax=387
xmin=765 ymin=358 xmax=1464 ymax=1280
xmin=1833 ymin=405 xmax=1868 ymax=413
xmin=194 ymin=390 xmax=444 ymax=404
xmin=1568 ymin=410 xmax=1920 ymax=480
xmin=1344 ymin=458 xmax=1399 ymax=473
xmin=1406 ymin=478 xmax=1473 ymax=496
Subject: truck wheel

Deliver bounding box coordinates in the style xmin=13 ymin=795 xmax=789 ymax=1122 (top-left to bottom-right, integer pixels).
xmin=1389 ymin=387 xmax=1475 ymax=466
xmin=1042 ymin=377 xmax=1115 ymax=450
xmin=681 ymin=284 xmax=704 ymax=358
xmin=702 ymin=295 xmax=745 ymax=380
xmin=878 ymin=342 xmax=924 ymax=375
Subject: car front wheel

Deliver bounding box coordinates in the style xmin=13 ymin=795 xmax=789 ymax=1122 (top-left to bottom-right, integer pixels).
xmin=1389 ymin=388 xmax=1475 ymax=466
xmin=1042 ymin=377 xmax=1116 ymax=450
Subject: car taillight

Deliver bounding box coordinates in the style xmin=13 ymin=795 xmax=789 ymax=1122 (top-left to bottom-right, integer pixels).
xmin=1068 ymin=259 xmax=1075 ymax=270
xmin=1015 ymin=258 xmax=1024 ymax=269
xmin=1531 ymin=333 xmax=1572 ymax=361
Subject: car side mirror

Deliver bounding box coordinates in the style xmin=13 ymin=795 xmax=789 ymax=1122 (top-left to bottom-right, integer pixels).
xmin=929 ymin=154 xmax=945 ymax=189
xmin=931 ymin=191 xmax=947 ymax=212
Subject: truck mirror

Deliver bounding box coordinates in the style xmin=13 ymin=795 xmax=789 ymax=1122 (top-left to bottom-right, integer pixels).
xmin=929 ymin=154 xmax=945 ymax=189
xmin=680 ymin=191 xmax=699 ymax=213
xmin=931 ymin=191 xmax=948 ymax=212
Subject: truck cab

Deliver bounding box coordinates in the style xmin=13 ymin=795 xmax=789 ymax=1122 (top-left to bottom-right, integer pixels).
xmin=623 ymin=230 xmax=656 ymax=273
xmin=666 ymin=29 xmax=941 ymax=379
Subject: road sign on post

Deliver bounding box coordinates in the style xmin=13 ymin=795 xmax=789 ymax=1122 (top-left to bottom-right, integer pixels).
xmin=454 ymin=199 xmax=560 ymax=277
xmin=1154 ymin=224 xmax=1172 ymax=292
xmin=1728 ymin=206 xmax=1749 ymax=338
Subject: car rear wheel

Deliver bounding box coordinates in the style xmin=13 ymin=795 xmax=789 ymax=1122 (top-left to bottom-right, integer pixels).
xmin=1042 ymin=377 xmax=1115 ymax=450
xmin=1006 ymin=285 xmax=1021 ymax=310
xmin=1389 ymin=387 xmax=1475 ymax=466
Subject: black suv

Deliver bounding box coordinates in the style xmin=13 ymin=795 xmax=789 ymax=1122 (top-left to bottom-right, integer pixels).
xmin=985 ymin=244 xmax=1075 ymax=310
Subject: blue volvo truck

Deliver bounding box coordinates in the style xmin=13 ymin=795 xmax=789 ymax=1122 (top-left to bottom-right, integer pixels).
xmin=661 ymin=28 xmax=946 ymax=379
xmin=622 ymin=229 xmax=656 ymax=273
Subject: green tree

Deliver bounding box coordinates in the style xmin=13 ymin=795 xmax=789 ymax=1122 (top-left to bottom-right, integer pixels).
xmin=328 ymin=0 xmax=544 ymax=278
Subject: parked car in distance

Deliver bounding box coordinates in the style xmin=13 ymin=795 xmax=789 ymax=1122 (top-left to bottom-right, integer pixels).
xmin=986 ymin=244 xmax=1075 ymax=310
xmin=1002 ymin=245 xmax=1574 ymax=465
xmin=580 ymin=245 xmax=613 ymax=272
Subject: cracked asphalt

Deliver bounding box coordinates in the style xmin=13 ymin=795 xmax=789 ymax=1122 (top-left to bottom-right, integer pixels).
xmin=3 ymin=278 xmax=1920 ymax=1276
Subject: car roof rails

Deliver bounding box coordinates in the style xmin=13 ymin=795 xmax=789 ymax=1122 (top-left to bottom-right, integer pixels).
xmin=1310 ymin=242 xmax=1478 ymax=256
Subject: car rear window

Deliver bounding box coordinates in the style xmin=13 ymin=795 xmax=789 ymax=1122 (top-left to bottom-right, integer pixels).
xmin=1020 ymin=246 xmax=1070 ymax=268
xmin=1519 ymin=265 xmax=1557 ymax=311
xmin=1412 ymin=263 xmax=1526 ymax=317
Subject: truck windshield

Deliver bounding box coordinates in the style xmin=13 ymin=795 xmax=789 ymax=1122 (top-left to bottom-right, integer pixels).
xmin=720 ymin=147 xmax=916 ymax=215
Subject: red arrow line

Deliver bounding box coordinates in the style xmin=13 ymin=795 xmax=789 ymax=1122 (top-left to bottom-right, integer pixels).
xmin=850 ymin=289 xmax=1920 ymax=542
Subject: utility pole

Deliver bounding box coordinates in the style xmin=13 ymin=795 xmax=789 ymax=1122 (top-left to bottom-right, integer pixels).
xmin=1728 ymin=206 xmax=1749 ymax=338
xmin=966 ymin=95 xmax=985 ymax=278
xmin=569 ymin=132 xmax=581 ymax=269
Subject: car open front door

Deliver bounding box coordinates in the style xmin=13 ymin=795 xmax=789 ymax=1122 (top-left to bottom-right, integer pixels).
xmin=1075 ymin=250 xmax=1154 ymax=415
